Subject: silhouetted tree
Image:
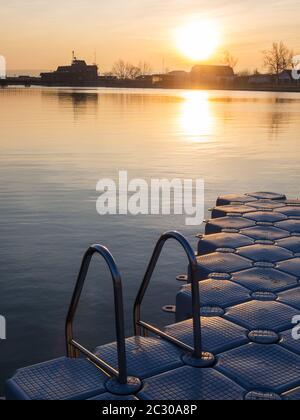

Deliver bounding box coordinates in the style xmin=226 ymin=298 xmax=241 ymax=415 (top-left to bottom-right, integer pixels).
xmin=222 ymin=51 xmax=239 ymax=71
xmin=138 ymin=61 xmax=152 ymax=76
xmin=127 ymin=65 xmax=142 ymax=79
xmin=263 ymin=42 xmax=293 ymax=82
xmin=112 ymin=60 xmax=129 ymax=79
xmin=112 ymin=60 xmax=147 ymax=79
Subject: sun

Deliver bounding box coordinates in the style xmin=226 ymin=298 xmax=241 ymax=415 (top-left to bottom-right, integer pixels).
xmin=176 ymin=21 xmax=220 ymax=61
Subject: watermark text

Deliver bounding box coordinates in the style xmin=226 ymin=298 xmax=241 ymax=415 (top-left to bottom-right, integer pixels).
xmin=292 ymin=55 xmax=300 ymax=81
xmin=292 ymin=316 xmax=300 ymax=340
xmin=0 ymin=315 xmax=6 ymax=340
xmin=96 ymin=171 xmax=204 ymax=226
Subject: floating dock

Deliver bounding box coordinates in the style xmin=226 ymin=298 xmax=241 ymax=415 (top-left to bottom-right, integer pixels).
xmin=5 ymin=192 xmax=300 ymax=400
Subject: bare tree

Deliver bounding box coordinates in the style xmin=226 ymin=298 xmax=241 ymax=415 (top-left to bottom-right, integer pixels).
xmin=138 ymin=61 xmax=152 ymax=76
xmin=112 ymin=60 xmax=129 ymax=79
xmin=112 ymin=60 xmax=153 ymax=79
xmin=127 ymin=65 xmax=142 ymax=79
xmin=263 ymin=42 xmax=293 ymax=81
xmin=222 ymin=51 xmax=239 ymax=71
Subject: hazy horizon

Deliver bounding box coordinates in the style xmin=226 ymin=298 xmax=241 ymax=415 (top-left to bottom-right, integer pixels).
xmin=1 ymin=0 xmax=300 ymax=73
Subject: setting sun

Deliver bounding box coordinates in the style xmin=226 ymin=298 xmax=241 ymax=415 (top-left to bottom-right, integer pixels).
xmin=176 ymin=21 xmax=220 ymax=61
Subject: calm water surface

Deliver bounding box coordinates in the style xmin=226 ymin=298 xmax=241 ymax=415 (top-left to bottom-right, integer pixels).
xmin=0 ymin=87 xmax=300 ymax=391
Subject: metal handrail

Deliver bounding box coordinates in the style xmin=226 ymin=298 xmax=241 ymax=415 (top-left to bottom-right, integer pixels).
xmin=65 ymin=245 xmax=128 ymax=384
xmin=134 ymin=231 xmax=202 ymax=359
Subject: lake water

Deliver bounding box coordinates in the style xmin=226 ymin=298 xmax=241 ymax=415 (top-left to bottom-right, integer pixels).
xmin=0 ymin=87 xmax=300 ymax=392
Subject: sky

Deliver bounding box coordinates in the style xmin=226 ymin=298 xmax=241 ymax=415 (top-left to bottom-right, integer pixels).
xmin=1 ymin=0 xmax=300 ymax=73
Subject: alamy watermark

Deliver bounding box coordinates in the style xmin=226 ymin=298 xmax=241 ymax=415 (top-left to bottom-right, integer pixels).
xmin=0 ymin=55 xmax=6 ymax=79
xmin=292 ymin=56 xmax=300 ymax=81
xmin=292 ymin=316 xmax=300 ymax=340
xmin=0 ymin=315 xmax=6 ymax=340
xmin=96 ymin=171 xmax=204 ymax=226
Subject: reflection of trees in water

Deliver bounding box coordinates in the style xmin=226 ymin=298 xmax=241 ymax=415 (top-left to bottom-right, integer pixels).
xmin=98 ymin=92 xmax=181 ymax=107
xmin=267 ymin=111 xmax=290 ymax=139
xmin=265 ymin=97 xmax=295 ymax=139
xmin=42 ymin=90 xmax=183 ymax=118
xmin=39 ymin=89 xmax=299 ymax=133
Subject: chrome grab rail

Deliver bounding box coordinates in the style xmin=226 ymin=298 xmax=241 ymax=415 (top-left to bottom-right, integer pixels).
xmin=134 ymin=231 xmax=203 ymax=359
xmin=65 ymin=245 xmax=128 ymax=385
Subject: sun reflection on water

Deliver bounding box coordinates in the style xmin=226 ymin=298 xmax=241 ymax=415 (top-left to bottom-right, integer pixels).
xmin=180 ymin=91 xmax=215 ymax=142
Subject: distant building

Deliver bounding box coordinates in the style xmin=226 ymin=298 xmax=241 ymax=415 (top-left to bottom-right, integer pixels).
xmin=278 ymin=70 xmax=293 ymax=83
xmin=248 ymin=70 xmax=296 ymax=85
xmin=167 ymin=71 xmax=189 ymax=78
xmin=248 ymin=74 xmax=273 ymax=85
xmin=151 ymin=74 xmax=167 ymax=84
xmin=151 ymin=71 xmax=189 ymax=88
xmin=191 ymin=65 xmax=234 ymax=84
xmin=41 ymin=56 xmax=99 ymax=85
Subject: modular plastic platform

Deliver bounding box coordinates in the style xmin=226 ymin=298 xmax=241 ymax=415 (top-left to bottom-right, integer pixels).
xmin=5 ymin=192 xmax=300 ymax=400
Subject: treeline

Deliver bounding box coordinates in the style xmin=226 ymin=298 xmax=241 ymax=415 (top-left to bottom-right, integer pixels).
xmin=237 ymin=42 xmax=295 ymax=77
xmin=105 ymin=42 xmax=296 ymax=80
xmin=104 ymin=60 xmax=152 ymax=79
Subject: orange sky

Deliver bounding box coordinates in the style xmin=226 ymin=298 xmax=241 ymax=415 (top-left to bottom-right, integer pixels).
xmin=1 ymin=0 xmax=300 ymax=73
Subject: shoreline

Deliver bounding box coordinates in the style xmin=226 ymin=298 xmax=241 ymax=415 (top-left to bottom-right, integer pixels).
xmin=2 ymin=78 xmax=300 ymax=94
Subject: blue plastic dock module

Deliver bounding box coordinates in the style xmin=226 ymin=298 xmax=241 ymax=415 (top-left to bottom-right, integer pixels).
xmin=216 ymin=343 xmax=300 ymax=394
xmin=138 ymin=366 xmax=246 ymax=400
xmin=165 ymin=316 xmax=249 ymax=355
xmin=6 ymin=192 xmax=300 ymax=400
xmin=5 ymin=357 xmax=108 ymax=400
xmin=173 ymin=192 xmax=300 ymax=400
xmin=94 ymin=336 xmax=183 ymax=380
xmin=177 ymin=192 xmax=300 ymax=323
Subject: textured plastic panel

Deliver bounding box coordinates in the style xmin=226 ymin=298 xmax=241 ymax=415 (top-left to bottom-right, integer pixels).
xmin=205 ymin=217 xmax=255 ymax=234
xmin=247 ymin=200 xmax=285 ymax=210
xmin=182 ymin=280 xmax=251 ymax=308
xmin=240 ymin=226 xmax=290 ymax=241
xmin=211 ymin=205 xmax=256 ymax=219
xmin=216 ymin=192 xmax=285 ymax=206
xmin=217 ymin=343 xmax=300 ymax=393
xmin=276 ymin=237 xmax=300 ymax=253
xmin=165 ymin=317 xmax=249 ymax=354
xmin=194 ymin=252 xmax=253 ymax=280
xmin=216 ymin=194 xmax=256 ymax=206
xmin=276 ymin=220 xmax=300 ymax=233
xmin=231 ymin=267 xmax=297 ymax=292
xmin=5 ymin=357 xmax=107 ymax=401
xmin=237 ymin=245 xmax=293 ymax=263
xmin=198 ymin=233 xmax=254 ymax=256
xmin=225 ymin=301 xmax=298 ymax=332
xmin=277 ymin=288 xmax=300 ymax=310
xmin=275 ymin=207 xmax=300 ymax=218
xmin=280 ymin=330 xmax=300 ymax=356
xmin=245 ymin=211 xmax=287 ymax=223
xmin=246 ymin=192 xmax=286 ymax=201
xmin=94 ymin=337 xmax=183 ymax=380
xmin=277 ymin=258 xmax=300 ymax=277
xmin=138 ymin=366 xmax=246 ymax=401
